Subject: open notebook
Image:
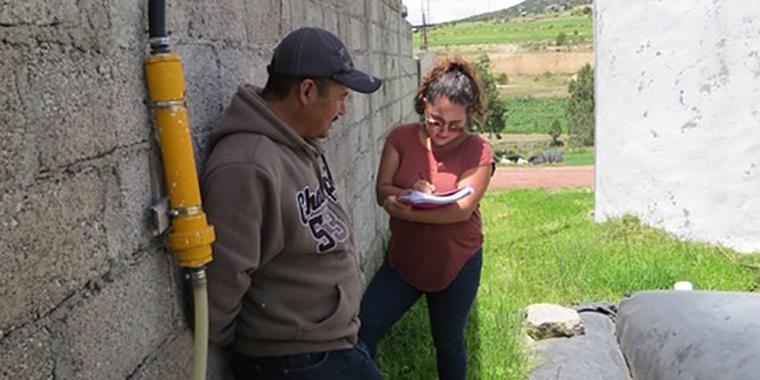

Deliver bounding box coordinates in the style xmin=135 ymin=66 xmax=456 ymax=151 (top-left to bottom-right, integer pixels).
xmin=396 ymin=186 xmax=474 ymax=209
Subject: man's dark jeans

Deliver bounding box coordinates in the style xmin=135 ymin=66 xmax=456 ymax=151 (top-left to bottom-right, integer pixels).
xmin=358 ymin=249 xmax=483 ymax=380
xmin=231 ymin=340 xmax=383 ymax=379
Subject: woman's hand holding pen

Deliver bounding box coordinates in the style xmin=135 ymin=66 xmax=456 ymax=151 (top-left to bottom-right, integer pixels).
xmin=413 ymin=171 xmax=435 ymax=194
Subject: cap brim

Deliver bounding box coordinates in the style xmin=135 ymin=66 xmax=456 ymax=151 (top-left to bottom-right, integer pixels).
xmin=332 ymin=69 xmax=382 ymax=94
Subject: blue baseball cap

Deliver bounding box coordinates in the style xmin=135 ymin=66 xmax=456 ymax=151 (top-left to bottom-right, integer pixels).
xmin=267 ymin=27 xmax=382 ymax=94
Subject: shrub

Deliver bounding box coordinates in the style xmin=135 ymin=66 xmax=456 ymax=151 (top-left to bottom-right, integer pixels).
xmin=556 ymin=32 xmax=567 ymax=46
xmin=566 ymin=63 xmax=595 ymax=146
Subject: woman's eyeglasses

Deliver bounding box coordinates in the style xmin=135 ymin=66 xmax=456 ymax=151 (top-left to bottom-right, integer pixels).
xmin=424 ymin=113 xmax=466 ymax=133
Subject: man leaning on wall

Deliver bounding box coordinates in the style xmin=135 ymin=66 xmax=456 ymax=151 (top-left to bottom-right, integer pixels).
xmin=201 ymin=27 xmax=384 ymax=379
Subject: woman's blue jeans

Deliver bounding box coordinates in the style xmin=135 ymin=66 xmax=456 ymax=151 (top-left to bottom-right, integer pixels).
xmin=358 ymin=249 xmax=483 ymax=380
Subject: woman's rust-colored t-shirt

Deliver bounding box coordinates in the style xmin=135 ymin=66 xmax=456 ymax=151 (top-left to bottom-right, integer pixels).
xmin=386 ymin=123 xmax=493 ymax=292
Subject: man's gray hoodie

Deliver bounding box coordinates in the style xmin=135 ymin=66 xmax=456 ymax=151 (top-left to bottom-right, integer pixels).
xmin=202 ymin=84 xmax=361 ymax=357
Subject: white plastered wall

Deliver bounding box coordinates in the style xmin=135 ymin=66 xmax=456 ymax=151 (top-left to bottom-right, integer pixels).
xmin=594 ymin=0 xmax=760 ymax=253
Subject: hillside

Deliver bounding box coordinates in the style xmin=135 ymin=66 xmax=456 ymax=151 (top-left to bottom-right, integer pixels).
xmin=462 ymin=0 xmax=592 ymax=22
xmin=413 ymin=12 xmax=593 ymax=48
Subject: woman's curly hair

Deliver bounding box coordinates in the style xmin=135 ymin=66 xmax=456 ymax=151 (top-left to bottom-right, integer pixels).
xmin=414 ymin=56 xmax=487 ymax=124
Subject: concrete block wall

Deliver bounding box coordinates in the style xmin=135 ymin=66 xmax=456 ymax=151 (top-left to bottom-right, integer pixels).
xmin=595 ymin=0 xmax=760 ymax=253
xmin=0 ymin=0 xmax=417 ymax=378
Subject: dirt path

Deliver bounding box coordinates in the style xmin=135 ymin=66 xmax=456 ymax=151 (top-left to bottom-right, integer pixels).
xmin=488 ymin=165 xmax=594 ymax=191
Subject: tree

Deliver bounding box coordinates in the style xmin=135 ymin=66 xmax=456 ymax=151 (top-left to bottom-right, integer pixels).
xmin=473 ymin=54 xmax=507 ymax=138
xmin=549 ymin=119 xmax=562 ymax=146
xmin=566 ymin=63 xmax=595 ymax=146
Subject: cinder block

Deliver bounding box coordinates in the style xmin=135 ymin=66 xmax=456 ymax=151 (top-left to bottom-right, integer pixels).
xmin=369 ymin=50 xmax=386 ymax=82
xmin=387 ymin=8 xmax=401 ymax=33
xmin=0 ymin=115 xmax=27 ymax=185
xmin=344 ymin=151 xmax=373 ymax=203
xmin=243 ymin=0 xmax=282 ymax=45
xmin=346 ymin=89 xmax=370 ymax=126
xmin=385 ymin=0 xmax=404 ymax=13
xmin=340 ymin=16 xmax=366 ymax=53
xmin=0 ymin=170 xmax=109 ymax=331
xmin=281 ymin=0 xmax=307 ymax=34
xmin=347 ymin=0 xmax=365 ymax=18
xmin=61 ymin=251 xmax=178 ymax=380
xmin=389 ymin=99 xmax=402 ymax=125
xmin=130 ymin=330 xmax=193 ymax=380
xmin=109 ymin=49 xmax=153 ymax=148
xmin=104 ymin=146 xmax=154 ymax=259
xmin=367 ymin=0 xmax=382 ymax=25
xmin=218 ymin=48 xmax=268 ymax=107
xmin=400 ymin=93 xmax=419 ymax=124
xmin=400 ymin=25 xmax=414 ymax=55
xmin=186 ymin=0 xmax=246 ymax=43
xmin=323 ymin=8 xmax=340 ymax=36
xmin=374 ymin=204 xmax=389 ymax=244
xmin=305 ymin=1 xmax=325 ymax=29
xmin=323 ymin=132 xmax=354 ymax=178
xmin=352 ymin=52 xmax=372 ymax=83
xmin=386 ymin=55 xmax=398 ymax=81
xmin=24 ymin=44 xmax=119 ymax=169
xmin=350 ymin=187 xmax=376 ymax=254
xmin=0 ymin=49 xmax=34 ymax=185
xmin=165 ymin=0 xmax=191 ymax=39
xmin=379 ymin=2 xmax=391 ymax=27
xmin=388 ymin=29 xmax=399 ymax=56
xmin=400 ymin=57 xmax=418 ymax=81
xmin=382 ymin=106 xmax=397 ymax=133
xmin=0 ymin=326 xmax=54 ymax=380
xmin=374 ymin=25 xmax=392 ymax=54
xmin=0 ymin=1 xmax=78 ymax=26
xmin=174 ymin=44 xmax=224 ymax=137
xmin=110 ymin=0 xmax=145 ymax=49
xmin=345 ymin=123 xmax=364 ymax=157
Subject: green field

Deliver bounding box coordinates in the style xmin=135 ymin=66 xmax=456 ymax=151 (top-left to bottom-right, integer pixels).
xmin=414 ymin=14 xmax=593 ymax=48
xmin=504 ymin=97 xmax=567 ymax=134
xmin=375 ymin=189 xmax=759 ymax=379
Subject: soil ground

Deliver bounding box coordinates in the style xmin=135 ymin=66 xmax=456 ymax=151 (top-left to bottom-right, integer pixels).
xmin=489 ymin=165 xmax=594 ymax=191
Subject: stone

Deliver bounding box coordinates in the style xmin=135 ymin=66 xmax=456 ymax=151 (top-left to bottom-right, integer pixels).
xmin=525 ymin=303 xmax=585 ymax=340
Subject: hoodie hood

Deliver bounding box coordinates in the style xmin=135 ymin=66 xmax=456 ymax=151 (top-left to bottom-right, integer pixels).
xmin=208 ymin=84 xmax=322 ymax=157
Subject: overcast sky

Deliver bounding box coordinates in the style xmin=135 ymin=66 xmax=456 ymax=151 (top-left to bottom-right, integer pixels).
xmin=401 ymin=0 xmax=525 ymax=25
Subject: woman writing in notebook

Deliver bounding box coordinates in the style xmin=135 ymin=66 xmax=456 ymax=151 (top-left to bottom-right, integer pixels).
xmin=358 ymin=57 xmax=494 ymax=380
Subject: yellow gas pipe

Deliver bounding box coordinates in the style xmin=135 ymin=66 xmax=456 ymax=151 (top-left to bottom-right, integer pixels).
xmin=144 ymin=5 xmax=214 ymax=378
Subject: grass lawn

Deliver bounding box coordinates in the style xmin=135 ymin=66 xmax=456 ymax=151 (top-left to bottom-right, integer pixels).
xmin=414 ymin=14 xmax=593 ymax=48
xmin=375 ymin=189 xmax=758 ymax=379
xmin=561 ymin=147 xmax=594 ymax=166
